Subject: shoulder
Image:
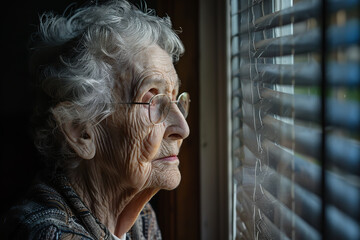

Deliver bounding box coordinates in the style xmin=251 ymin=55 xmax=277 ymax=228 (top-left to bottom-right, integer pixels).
xmin=0 ymin=181 xmax=93 ymax=240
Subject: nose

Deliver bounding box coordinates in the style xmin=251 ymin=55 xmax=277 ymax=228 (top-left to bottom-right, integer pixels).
xmin=163 ymin=102 xmax=190 ymax=140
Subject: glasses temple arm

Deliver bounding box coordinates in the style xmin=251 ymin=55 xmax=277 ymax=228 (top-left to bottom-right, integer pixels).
xmin=117 ymin=102 xmax=150 ymax=105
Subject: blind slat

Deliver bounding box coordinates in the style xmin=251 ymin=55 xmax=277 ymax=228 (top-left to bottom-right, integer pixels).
xmin=233 ymin=0 xmax=360 ymax=37
xmin=241 ymin=115 xmax=319 ymax=157
xmin=260 ymin=88 xmax=360 ymax=131
xmin=262 ymin=115 xmax=360 ymax=169
xmin=239 ymin=146 xmax=322 ymax=230
xmin=237 ymin=186 xmax=315 ymax=240
xmin=264 ymin=141 xmax=360 ymax=220
xmin=236 ymin=0 xmax=360 ymax=35
xmin=327 ymin=206 xmax=360 ymax=240
xmin=242 ymin=29 xmax=320 ymax=57
xmin=236 ymin=63 xmax=360 ymax=86
xmin=239 ymin=21 xmax=359 ymax=57
xmin=238 ymin=63 xmax=321 ymax=85
xmin=326 ymin=136 xmax=360 ymax=175
xmin=241 ymin=118 xmax=360 ymax=175
xmin=239 ymin=0 xmax=319 ymax=34
xmin=238 ymin=138 xmax=360 ymax=221
xmin=240 ymin=163 xmax=322 ymax=233
xmin=238 ymin=164 xmax=360 ymax=239
xmin=328 ymin=0 xmax=360 ymax=11
xmin=327 ymin=63 xmax=360 ymax=86
xmin=327 ymin=20 xmax=360 ymax=47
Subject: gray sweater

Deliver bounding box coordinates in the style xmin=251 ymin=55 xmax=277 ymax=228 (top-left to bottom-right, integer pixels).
xmin=0 ymin=171 xmax=162 ymax=240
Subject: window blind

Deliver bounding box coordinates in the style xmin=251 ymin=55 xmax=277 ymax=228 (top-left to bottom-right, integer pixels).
xmin=230 ymin=0 xmax=360 ymax=239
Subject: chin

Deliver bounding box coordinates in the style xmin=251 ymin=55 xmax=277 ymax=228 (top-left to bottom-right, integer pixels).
xmin=153 ymin=166 xmax=181 ymax=190
xmin=162 ymin=172 xmax=181 ymax=190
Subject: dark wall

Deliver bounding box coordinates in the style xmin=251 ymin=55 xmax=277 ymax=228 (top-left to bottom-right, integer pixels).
xmin=0 ymin=0 xmax=85 ymax=216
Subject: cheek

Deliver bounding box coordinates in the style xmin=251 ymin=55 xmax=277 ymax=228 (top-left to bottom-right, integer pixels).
xmin=119 ymin=109 xmax=164 ymax=188
xmin=129 ymin=107 xmax=164 ymax=162
xmin=140 ymin=126 xmax=164 ymax=162
xmin=94 ymin=116 xmax=129 ymax=173
xmin=97 ymin=107 xmax=166 ymax=190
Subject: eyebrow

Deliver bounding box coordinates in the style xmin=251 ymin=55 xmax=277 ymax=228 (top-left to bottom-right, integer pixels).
xmin=134 ymin=77 xmax=181 ymax=97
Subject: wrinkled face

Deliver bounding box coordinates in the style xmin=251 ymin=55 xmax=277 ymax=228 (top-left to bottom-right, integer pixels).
xmin=94 ymin=44 xmax=189 ymax=192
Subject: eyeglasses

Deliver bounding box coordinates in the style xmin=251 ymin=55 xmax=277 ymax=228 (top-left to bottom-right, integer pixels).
xmin=119 ymin=92 xmax=190 ymax=124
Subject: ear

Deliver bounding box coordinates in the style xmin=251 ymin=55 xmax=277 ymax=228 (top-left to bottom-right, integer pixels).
xmin=61 ymin=121 xmax=96 ymax=160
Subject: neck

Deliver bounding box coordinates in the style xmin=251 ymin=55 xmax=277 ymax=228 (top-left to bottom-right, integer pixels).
xmin=114 ymin=188 xmax=158 ymax=236
xmin=67 ymin=164 xmax=159 ymax=238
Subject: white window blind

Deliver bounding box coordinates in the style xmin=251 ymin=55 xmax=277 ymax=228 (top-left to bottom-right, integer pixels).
xmin=230 ymin=0 xmax=360 ymax=239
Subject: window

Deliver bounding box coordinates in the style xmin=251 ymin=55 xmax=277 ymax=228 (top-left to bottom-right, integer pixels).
xmin=230 ymin=0 xmax=360 ymax=239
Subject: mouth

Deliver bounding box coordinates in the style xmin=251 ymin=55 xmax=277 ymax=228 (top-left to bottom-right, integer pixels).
xmin=154 ymin=155 xmax=178 ymax=161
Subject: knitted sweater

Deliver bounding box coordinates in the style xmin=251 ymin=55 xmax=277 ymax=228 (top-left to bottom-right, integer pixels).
xmin=0 ymin=171 xmax=162 ymax=240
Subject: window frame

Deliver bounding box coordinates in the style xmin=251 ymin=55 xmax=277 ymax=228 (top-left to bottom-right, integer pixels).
xmin=199 ymin=0 xmax=231 ymax=239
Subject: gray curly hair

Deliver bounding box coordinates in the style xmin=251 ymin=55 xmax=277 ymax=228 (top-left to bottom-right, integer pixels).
xmin=29 ymin=0 xmax=184 ymax=169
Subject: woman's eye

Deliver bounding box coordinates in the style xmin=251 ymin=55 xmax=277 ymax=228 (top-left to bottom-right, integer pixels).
xmin=142 ymin=89 xmax=158 ymax=103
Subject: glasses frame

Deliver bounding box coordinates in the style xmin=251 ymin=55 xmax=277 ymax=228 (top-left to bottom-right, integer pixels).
xmin=118 ymin=92 xmax=190 ymax=125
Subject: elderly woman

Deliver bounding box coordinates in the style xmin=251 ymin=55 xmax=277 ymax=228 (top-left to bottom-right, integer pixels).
xmin=1 ymin=0 xmax=190 ymax=239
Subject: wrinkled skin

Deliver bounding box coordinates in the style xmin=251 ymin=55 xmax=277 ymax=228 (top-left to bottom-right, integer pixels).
xmin=68 ymin=44 xmax=189 ymax=237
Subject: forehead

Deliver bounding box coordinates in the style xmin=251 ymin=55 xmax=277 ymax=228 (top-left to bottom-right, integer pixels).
xmin=132 ymin=45 xmax=179 ymax=91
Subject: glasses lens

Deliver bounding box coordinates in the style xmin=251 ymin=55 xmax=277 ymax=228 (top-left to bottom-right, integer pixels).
xmin=149 ymin=94 xmax=171 ymax=124
xmin=177 ymin=92 xmax=190 ymax=119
